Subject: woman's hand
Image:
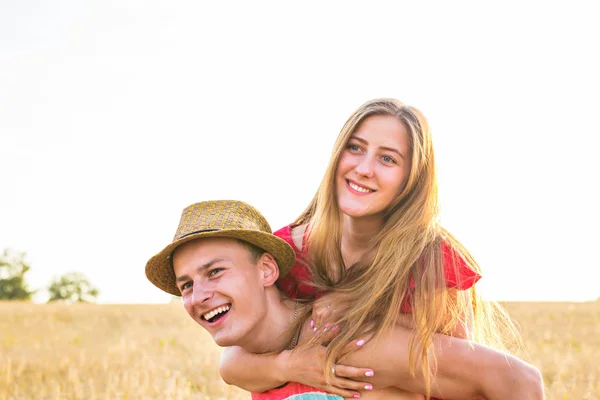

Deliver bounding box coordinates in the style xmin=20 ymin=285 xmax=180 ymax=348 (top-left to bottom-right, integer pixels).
xmin=310 ymin=293 xmax=351 ymax=335
xmin=310 ymin=300 xmax=336 ymax=337
xmin=275 ymin=295 xmax=372 ymax=398
xmin=280 ymin=341 xmax=375 ymax=399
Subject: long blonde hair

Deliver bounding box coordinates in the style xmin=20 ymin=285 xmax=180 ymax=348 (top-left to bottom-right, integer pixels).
xmin=292 ymin=98 xmax=522 ymax=397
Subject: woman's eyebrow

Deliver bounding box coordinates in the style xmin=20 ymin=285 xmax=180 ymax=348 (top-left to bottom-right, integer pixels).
xmin=350 ymin=135 xmax=405 ymax=160
xmin=379 ymin=145 xmax=405 ymax=160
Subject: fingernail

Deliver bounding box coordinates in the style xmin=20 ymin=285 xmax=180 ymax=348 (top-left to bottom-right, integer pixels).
xmin=313 ymin=327 xmax=317 ymax=332
xmin=353 ymin=394 xmax=360 ymax=399
xmin=331 ymin=325 xmax=339 ymax=332
xmin=325 ymin=323 xmax=330 ymax=328
xmin=356 ymin=339 xmax=365 ymax=346
xmin=364 ymin=384 xmax=373 ymax=390
xmin=365 ymin=370 xmax=374 ymax=377
xmin=310 ymin=320 xmax=314 ymax=328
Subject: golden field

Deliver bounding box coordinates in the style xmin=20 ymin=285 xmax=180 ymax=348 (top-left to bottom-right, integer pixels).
xmin=0 ymin=301 xmax=598 ymax=400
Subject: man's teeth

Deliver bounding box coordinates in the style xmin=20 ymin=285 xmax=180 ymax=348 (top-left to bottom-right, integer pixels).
xmin=349 ymin=182 xmax=372 ymax=193
xmin=203 ymin=305 xmax=230 ymax=321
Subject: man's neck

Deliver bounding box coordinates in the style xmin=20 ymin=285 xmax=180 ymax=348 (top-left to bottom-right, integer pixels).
xmin=241 ymin=289 xmax=297 ymax=354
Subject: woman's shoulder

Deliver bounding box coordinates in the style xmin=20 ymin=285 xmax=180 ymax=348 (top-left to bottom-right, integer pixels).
xmin=439 ymin=239 xmax=482 ymax=290
xmin=273 ymin=224 xmax=292 ymax=241
xmin=274 ymin=223 xmax=315 ymax=300
xmin=290 ymin=224 xmax=308 ymax=252
xmin=274 ymin=223 xmax=308 ymax=254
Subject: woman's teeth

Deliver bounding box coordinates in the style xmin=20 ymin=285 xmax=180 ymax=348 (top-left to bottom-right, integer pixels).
xmin=349 ymin=181 xmax=372 ymax=193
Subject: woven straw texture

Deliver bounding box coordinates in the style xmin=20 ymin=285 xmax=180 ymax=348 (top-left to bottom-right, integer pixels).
xmin=145 ymin=200 xmax=295 ymax=296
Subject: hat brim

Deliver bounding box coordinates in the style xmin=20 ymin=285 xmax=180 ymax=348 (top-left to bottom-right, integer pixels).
xmin=145 ymin=229 xmax=296 ymax=296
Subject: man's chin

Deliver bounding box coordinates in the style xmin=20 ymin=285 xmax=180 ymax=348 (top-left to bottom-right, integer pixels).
xmin=213 ymin=334 xmax=239 ymax=348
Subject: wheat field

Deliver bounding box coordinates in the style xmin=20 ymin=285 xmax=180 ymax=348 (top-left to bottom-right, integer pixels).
xmin=0 ymin=301 xmax=598 ymax=400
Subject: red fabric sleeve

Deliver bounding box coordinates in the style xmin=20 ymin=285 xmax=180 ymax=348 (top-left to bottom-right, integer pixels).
xmin=441 ymin=241 xmax=481 ymax=290
xmin=402 ymin=241 xmax=481 ymax=313
xmin=407 ymin=242 xmax=481 ymax=290
xmin=274 ymin=225 xmax=317 ymax=300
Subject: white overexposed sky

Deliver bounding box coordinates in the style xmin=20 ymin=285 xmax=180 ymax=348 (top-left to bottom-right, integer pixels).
xmin=1 ymin=1 xmax=598 ymax=304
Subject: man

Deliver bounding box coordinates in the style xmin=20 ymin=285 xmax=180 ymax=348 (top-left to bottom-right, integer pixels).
xmin=146 ymin=200 xmax=544 ymax=399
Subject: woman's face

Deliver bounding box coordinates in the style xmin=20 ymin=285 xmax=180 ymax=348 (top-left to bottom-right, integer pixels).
xmin=336 ymin=115 xmax=412 ymax=220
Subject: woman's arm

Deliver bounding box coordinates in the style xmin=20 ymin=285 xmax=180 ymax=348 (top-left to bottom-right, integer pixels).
xmin=446 ymin=288 xmax=475 ymax=340
xmin=339 ymin=324 xmax=544 ymax=400
xmin=219 ymin=346 xmax=287 ymax=393
xmin=396 ymin=289 xmax=474 ymax=340
xmin=219 ymin=343 xmax=373 ymax=397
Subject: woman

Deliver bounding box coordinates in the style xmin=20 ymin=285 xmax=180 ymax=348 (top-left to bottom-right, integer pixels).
xmin=220 ymin=98 xmax=522 ymax=399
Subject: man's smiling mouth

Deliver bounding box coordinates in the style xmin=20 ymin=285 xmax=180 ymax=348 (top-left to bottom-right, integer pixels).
xmin=202 ymin=305 xmax=231 ymax=323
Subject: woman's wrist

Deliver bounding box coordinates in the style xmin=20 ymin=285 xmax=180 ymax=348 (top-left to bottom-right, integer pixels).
xmin=274 ymin=350 xmax=292 ymax=385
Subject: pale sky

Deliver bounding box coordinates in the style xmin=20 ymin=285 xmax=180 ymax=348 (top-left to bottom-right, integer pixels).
xmin=1 ymin=1 xmax=598 ymax=304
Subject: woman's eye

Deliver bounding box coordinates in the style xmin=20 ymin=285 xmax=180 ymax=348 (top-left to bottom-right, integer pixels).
xmin=181 ymin=281 xmax=192 ymax=291
xmin=381 ymin=155 xmax=396 ymax=164
xmin=348 ymin=144 xmax=361 ymax=152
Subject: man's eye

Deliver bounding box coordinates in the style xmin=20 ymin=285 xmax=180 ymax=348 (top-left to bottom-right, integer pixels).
xmin=181 ymin=281 xmax=192 ymax=291
xmin=208 ymin=268 xmax=224 ymax=277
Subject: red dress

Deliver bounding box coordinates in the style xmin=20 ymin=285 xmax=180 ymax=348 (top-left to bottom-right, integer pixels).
xmin=275 ymin=224 xmax=481 ymax=301
xmin=274 ymin=224 xmax=482 ymax=400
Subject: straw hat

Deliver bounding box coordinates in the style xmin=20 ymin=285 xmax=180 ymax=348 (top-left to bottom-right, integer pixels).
xmin=145 ymin=200 xmax=296 ymax=296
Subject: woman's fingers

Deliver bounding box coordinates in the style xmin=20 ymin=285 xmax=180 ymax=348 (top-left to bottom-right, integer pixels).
xmin=311 ymin=321 xmax=341 ymax=344
xmin=311 ymin=301 xmax=334 ymax=330
xmin=311 ymin=293 xmax=353 ymax=333
xmin=332 ymin=364 xmax=374 ymax=382
xmin=322 ymin=374 xmax=373 ymax=398
xmin=339 ymin=337 xmax=370 ymax=355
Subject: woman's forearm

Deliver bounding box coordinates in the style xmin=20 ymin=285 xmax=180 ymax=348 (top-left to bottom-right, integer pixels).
xmin=219 ymin=346 xmax=288 ymax=392
xmin=340 ymin=324 xmax=543 ymax=400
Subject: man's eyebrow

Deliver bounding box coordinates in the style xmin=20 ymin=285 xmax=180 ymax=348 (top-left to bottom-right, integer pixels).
xmin=350 ymin=135 xmax=406 ymax=160
xmin=175 ymin=258 xmax=225 ymax=283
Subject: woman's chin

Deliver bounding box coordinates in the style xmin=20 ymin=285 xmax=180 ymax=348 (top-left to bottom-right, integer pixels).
xmin=340 ymin=205 xmax=373 ymax=219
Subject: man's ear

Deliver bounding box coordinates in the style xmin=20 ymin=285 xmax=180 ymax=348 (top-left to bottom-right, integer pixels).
xmin=258 ymin=253 xmax=280 ymax=287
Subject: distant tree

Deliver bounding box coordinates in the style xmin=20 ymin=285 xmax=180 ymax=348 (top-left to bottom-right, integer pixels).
xmin=0 ymin=248 xmax=35 ymax=300
xmin=47 ymin=272 xmax=99 ymax=303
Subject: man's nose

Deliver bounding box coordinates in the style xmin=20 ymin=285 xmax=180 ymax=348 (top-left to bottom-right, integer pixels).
xmin=191 ymin=280 xmax=213 ymax=305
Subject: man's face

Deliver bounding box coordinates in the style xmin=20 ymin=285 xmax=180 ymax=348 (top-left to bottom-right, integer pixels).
xmin=172 ymin=237 xmax=269 ymax=347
